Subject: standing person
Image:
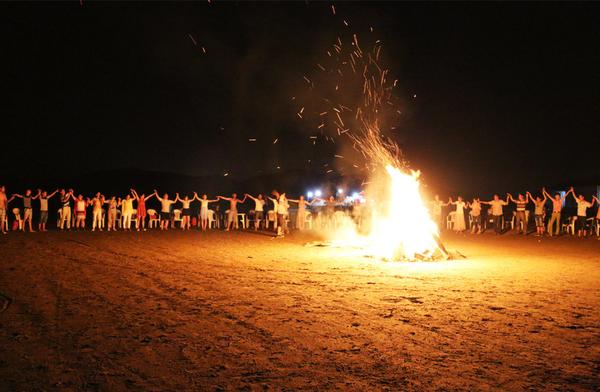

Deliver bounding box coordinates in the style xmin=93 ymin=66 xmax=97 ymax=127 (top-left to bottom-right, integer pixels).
xmin=105 ymin=196 xmax=118 ymax=231
xmin=527 ymin=191 xmax=547 ymax=236
xmin=543 ymin=188 xmax=568 ymax=236
xmin=218 ymin=193 xmax=246 ymax=231
xmin=120 ymin=193 xmax=135 ymax=230
xmin=267 ymin=193 xmax=279 ymax=232
xmin=38 ymin=189 xmax=58 ymax=232
xmin=194 ymin=193 xmax=219 ymax=230
xmin=448 ymin=197 xmax=467 ymax=232
xmin=481 ymin=194 xmax=509 ymax=235
xmin=175 ymin=193 xmax=194 ymax=230
xmin=277 ymin=193 xmax=290 ymax=236
xmin=90 ymin=193 xmax=105 ymax=231
xmin=12 ymin=189 xmax=40 ymax=232
xmin=593 ymin=195 xmax=600 ymax=240
xmin=155 ymin=191 xmax=176 ymax=230
xmin=508 ymin=193 xmax=529 ymax=235
xmin=131 ymin=189 xmax=153 ymax=231
xmin=73 ymin=194 xmax=88 ymax=230
xmin=59 ymin=189 xmax=75 ymax=230
xmin=288 ymin=195 xmax=311 ymax=230
xmin=468 ymin=198 xmax=482 ymax=234
xmin=0 ymin=186 xmax=14 ymax=234
xmin=245 ymin=194 xmax=266 ymax=230
xmin=570 ymin=187 xmax=594 ymax=237
xmin=431 ymin=195 xmax=445 ymax=231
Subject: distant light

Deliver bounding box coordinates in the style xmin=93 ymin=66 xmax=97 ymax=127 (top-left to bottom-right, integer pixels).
xmin=352 ymin=192 xmax=359 ymax=199
xmin=307 ymin=191 xmax=314 ymax=198
xmin=315 ymin=189 xmax=322 ymax=197
xmin=413 ymin=94 xmax=417 ymax=98
xmin=337 ymin=188 xmax=344 ymax=194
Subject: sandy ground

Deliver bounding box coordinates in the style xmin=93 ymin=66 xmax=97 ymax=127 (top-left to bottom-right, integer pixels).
xmin=0 ymin=229 xmax=599 ymax=391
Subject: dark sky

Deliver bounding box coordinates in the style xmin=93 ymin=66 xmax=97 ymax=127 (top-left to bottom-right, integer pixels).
xmin=2 ymin=1 xmax=599 ymax=195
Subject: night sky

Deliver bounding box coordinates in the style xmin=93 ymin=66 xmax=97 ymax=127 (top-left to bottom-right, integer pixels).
xmin=2 ymin=1 xmax=599 ymax=196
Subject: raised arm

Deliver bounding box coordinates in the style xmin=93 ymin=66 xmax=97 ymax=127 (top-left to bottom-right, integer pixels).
xmin=130 ymin=189 xmax=139 ymax=200
xmin=32 ymin=190 xmax=41 ymax=200
xmin=568 ymin=187 xmax=577 ymax=202
xmin=218 ymin=196 xmax=232 ymax=201
xmin=47 ymin=189 xmax=59 ymax=199
xmin=12 ymin=193 xmax=23 ymax=199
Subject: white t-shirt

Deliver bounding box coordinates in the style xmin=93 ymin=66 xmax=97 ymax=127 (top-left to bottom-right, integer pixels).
xmin=576 ymin=200 xmax=591 ymax=217
xmin=254 ymin=199 xmax=265 ymax=212
xmin=489 ymin=200 xmax=507 ymax=216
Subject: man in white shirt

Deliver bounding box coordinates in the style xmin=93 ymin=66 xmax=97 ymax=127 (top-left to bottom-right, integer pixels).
xmin=481 ymin=194 xmax=509 ymax=234
xmin=38 ymin=189 xmax=58 ymax=232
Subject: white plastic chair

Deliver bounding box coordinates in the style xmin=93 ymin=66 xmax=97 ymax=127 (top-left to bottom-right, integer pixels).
xmin=173 ymin=209 xmax=183 ymax=228
xmin=130 ymin=209 xmax=138 ymax=229
xmin=12 ymin=208 xmax=23 ymax=230
xmin=562 ymin=216 xmax=576 ymax=235
xmin=2 ymin=213 xmax=8 ymax=231
xmin=446 ymin=211 xmax=455 ymax=230
xmin=207 ymin=209 xmax=217 ymax=229
xmin=147 ymin=209 xmax=159 ymax=229
xmin=237 ymin=213 xmax=247 ymax=229
xmin=266 ymin=210 xmax=276 ymax=229
xmin=304 ymin=212 xmax=313 ymax=230
xmin=57 ymin=208 xmax=63 ymax=228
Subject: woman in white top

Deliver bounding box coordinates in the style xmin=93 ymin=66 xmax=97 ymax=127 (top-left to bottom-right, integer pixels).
xmin=245 ymin=194 xmax=266 ymax=230
xmin=194 ymin=192 xmax=219 ymax=231
xmin=448 ymin=196 xmax=467 ymax=232
xmin=288 ymin=195 xmax=312 ymax=230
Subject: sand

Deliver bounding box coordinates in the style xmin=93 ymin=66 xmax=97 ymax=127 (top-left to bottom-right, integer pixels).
xmin=0 ymin=230 xmax=599 ymax=391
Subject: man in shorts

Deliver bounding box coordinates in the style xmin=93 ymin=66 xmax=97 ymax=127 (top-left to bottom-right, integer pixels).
xmin=570 ymin=187 xmax=594 ymax=237
xmin=155 ymin=190 xmax=176 ymax=230
xmin=245 ymin=193 xmax=266 ymax=230
xmin=0 ymin=186 xmax=15 ymax=234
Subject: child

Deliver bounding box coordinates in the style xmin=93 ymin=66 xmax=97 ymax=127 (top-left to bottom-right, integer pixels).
xmin=543 ymin=188 xmax=568 ymax=236
xmin=527 ymin=191 xmax=547 ymax=236
xmin=570 ymin=187 xmax=594 ymax=237
xmin=218 ymin=193 xmax=246 ymax=231
xmin=481 ymin=194 xmax=509 ymax=234
xmin=194 ymin=193 xmax=219 ymax=230
xmin=12 ymin=189 xmax=40 ymax=232
xmin=245 ymin=194 xmax=266 ymax=230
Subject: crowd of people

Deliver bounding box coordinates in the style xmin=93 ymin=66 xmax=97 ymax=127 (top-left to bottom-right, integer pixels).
xmin=432 ymin=187 xmax=600 ymax=239
xmin=0 ymin=186 xmax=344 ymax=238
xmin=1 ymin=185 xmax=599 ymax=239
